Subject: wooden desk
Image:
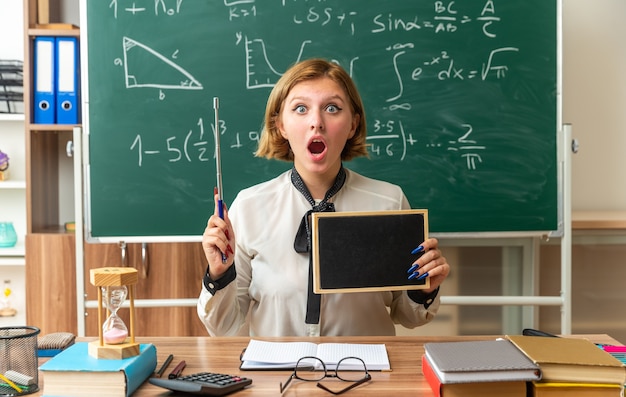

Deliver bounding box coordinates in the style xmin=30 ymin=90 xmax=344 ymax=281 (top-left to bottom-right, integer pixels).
xmin=35 ymin=335 xmax=619 ymax=397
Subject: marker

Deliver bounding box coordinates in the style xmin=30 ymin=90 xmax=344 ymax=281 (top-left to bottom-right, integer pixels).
xmin=155 ymin=354 xmax=174 ymax=377
xmin=213 ymin=97 xmax=227 ymax=263
xmin=168 ymin=360 xmax=187 ymax=379
xmin=602 ymin=345 xmax=626 ymax=352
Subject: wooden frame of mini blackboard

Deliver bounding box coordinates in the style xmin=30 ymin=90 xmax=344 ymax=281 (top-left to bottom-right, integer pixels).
xmin=311 ymin=210 xmax=430 ymax=294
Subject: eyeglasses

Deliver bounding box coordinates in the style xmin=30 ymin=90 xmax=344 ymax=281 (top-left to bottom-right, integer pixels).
xmin=280 ymin=356 xmax=371 ymax=395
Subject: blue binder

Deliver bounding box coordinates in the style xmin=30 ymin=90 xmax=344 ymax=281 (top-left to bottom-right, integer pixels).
xmin=55 ymin=36 xmax=80 ymax=124
xmin=33 ymin=36 xmax=56 ymax=124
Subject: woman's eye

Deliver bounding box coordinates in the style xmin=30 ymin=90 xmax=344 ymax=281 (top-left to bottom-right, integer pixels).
xmin=294 ymin=105 xmax=307 ymax=114
xmin=326 ymin=104 xmax=340 ymax=113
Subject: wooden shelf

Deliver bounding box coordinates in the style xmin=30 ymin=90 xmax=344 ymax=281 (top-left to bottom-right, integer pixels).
xmin=28 ymin=26 xmax=79 ymax=37
xmin=572 ymin=211 xmax=626 ymax=230
xmin=31 ymin=225 xmax=75 ymax=234
xmin=28 ymin=123 xmax=78 ymax=131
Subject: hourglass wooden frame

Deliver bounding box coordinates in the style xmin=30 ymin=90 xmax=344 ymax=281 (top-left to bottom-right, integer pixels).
xmin=88 ymin=267 xmax=140 ymax=359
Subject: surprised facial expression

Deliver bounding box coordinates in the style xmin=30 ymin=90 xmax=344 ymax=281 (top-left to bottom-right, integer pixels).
xmin=277 ymin=77 xmax=359 ymax=179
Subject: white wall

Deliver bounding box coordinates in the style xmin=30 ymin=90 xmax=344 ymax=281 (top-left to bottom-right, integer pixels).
xmin=563 ymin=0 xmax=626 ymax=211
xmin=0 ymin=0 xmax=24 ymax=61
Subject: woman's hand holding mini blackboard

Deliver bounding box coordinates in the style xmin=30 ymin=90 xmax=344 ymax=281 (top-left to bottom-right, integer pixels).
xmin=407 ymin=238 xmax=450 ymax=294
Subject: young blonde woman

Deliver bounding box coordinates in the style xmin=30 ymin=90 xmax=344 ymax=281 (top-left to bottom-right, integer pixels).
xmin=198 ymin=58 xmax=450 ymax=337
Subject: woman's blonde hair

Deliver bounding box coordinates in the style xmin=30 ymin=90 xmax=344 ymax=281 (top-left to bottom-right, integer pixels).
xmin=255 ymin=58 xmax=369 ymax=161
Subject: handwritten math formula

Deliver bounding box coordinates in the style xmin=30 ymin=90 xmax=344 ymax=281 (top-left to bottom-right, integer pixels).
xmin=128 ymin=115 xmax=485 ymax=173
xmin=107 ymin=0 xmax=515 ymax=171
xmin=90 ymin=0 xmax=555 ymax=174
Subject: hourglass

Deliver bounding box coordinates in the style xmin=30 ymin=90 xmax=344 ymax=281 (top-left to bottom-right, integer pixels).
xmin=88 ymin=267 xmax=140 ymax=359
xmin=102 ymin=285 xmax=129 ymax=344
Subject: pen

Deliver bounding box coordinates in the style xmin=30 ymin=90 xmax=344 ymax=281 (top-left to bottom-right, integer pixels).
xmin=168 ymin=360 xmax=187 ymax=379
xmin=213 ymin=97 xmax=227 ymax=264
xmin=522 ymin=328 xmax=558 ymax=338
xmin=155 ymin=354 xmax=174 ymax=377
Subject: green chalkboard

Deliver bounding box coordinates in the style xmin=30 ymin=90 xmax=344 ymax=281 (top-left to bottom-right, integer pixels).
xmin=82 ymin=0 xmax=559 ymax=241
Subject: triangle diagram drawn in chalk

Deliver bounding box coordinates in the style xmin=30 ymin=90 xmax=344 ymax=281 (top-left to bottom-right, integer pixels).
xmin=122 ymin=36 xmax=203 ymax=90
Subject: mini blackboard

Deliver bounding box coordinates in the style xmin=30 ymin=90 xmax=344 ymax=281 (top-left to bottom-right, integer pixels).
xmin=311 ymin=210 xmax=429 ymax=294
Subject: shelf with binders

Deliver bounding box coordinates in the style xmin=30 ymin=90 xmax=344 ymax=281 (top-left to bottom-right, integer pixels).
xmin=29 ymin=26 xmax=80 ymax=127
xmin=25 ymin=22 xmax=79 ymax=234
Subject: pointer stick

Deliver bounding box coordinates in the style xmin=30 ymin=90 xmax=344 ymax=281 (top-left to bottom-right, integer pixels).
xmin=214 ymin=97 xmax=227 ymax=263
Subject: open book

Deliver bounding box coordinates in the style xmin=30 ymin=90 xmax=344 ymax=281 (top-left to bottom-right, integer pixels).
xmin=240 ymin=340 xmax=390 ymax=371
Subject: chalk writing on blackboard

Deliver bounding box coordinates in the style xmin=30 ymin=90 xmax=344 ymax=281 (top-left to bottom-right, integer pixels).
xmin=109 ymin=0 xmax=183 ymax=18
xmin=110 ymin=0 xmax=511 ymax=173
xmin=106 ymin=0 xmax=502 ymax=37
xmin=127 ymin=118 xmax=485 ymax=171
xmin=129 ymin=117 xmax=211 ymax=167
xmin=85 ymin=0 xmax=559 ymax=237
xmin=119 ymin=37 xmax=202 ymax=90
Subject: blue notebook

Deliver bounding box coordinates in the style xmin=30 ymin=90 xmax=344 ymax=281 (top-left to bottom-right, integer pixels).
xmin=39 ymin=342 xmax=157 ymax=397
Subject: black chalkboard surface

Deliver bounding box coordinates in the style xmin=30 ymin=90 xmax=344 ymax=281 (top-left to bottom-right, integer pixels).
xmin=82 ymin=0 xmax=559 ymax=241
xmin=312 ymin=211 xmax=429 ymax=293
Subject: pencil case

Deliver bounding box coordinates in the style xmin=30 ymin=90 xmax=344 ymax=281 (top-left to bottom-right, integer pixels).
xmin=38 ymin=332 xmax=76 ymax=357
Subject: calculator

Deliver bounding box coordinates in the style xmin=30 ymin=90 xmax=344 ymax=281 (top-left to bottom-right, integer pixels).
xmin=149 ymin=372 xmax=252 ymax=396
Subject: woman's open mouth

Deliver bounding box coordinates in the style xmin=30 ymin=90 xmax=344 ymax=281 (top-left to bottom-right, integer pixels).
xmin=308 ymin=139 xmax=326 ymax=155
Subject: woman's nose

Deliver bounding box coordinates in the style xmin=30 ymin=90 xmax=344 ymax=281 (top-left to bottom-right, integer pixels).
xmin=309 ymin=111 xmax=324 ymax=131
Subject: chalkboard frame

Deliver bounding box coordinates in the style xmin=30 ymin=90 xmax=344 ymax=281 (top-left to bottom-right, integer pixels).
xmin=80 ymin=0 xmax=563 ymax=243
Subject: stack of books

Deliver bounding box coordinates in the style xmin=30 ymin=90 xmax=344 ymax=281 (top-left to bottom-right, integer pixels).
xmin=506 ymin=335 xmax=625 ymax=397
xmin=422 ymin=339 xmax=540 ymax=397
xmin=422 ymin=336 xmax=626 ymax=397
